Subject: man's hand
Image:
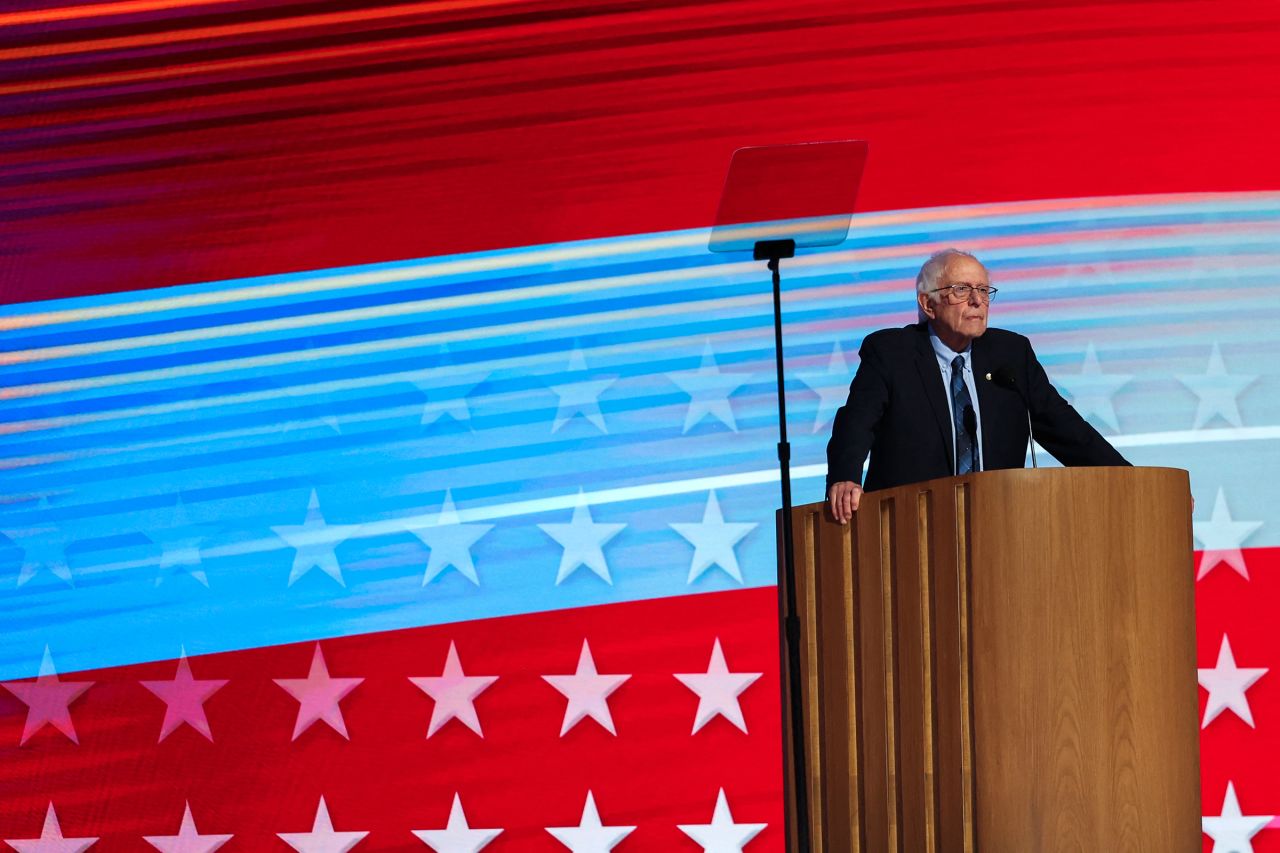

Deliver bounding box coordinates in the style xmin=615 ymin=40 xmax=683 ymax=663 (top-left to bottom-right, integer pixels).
xmin=827 ymin=481 xmax=863 ymax=525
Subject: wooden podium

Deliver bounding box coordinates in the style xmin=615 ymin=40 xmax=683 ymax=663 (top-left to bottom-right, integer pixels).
xmin=780 ymin=467 xmax=1200 ymax=851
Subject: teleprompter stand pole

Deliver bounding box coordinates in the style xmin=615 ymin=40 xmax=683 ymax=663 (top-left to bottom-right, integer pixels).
xmin=754 ymin=237 xmax=810 ymax=853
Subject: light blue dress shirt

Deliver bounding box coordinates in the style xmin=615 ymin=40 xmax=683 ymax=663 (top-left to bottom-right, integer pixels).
xmin=928 ymin=327 xmax=983 ymax=473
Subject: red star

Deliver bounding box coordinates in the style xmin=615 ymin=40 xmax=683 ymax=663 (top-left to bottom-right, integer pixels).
xmin=1 ymin=647 xmax=93 ymax=745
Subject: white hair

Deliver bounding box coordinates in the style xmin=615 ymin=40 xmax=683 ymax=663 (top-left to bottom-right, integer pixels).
xmin=915 ymin=248 xmax=982 ymax=321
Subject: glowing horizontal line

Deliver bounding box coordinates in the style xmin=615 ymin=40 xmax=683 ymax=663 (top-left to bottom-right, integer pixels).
xmin=5 ymin=192 xmax=1271 ymax=333
xmin=482 ymin=426 xmax=1280 ymax=518
xmin=1109 ymin=425 xmax=1280 ymax=447
xmin=81 ymin=464 xmax=807 ymax=576
xmin=0 ymin=452 xmax=71 ymax=471
xmin=47 ymin=424 xmax=1280 ymax=579
xmin=0 ymin=259 xmax=764 ymax=366
xmin=0 ymin=292 xmax=1273 ymax=442
xmin=8 ymin=222 xmax=1276 ymax=368
xmin=1 ymin=287 xmax=794 ymax=401
xmin=0 ymin=233 xmax=712 ymax=332
xmin=470 ymin=426 xmax=1278 ymax=518
xmin=0 ymin=329 xmax=768 ymax=437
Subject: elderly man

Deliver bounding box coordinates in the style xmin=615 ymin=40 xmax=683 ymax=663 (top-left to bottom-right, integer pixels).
xmin=826 ymin=248 xmax=1129 ymax=523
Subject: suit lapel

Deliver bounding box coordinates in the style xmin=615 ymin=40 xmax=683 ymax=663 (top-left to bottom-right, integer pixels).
xmin=971 ymin=334 xmax=996 ymax=468
xmin=912 ymin=323 xmax=955 ymax=473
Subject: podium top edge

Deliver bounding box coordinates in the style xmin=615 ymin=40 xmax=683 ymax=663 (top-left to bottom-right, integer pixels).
xmin=787 ymin=466 xmax=1190 ymax=515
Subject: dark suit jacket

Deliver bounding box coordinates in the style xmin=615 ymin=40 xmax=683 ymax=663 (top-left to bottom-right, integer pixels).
xmin=826 ymin=322 xmax=1129 ymax=492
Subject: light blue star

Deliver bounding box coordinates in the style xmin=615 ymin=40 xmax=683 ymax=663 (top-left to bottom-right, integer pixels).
xmin=538 ymin=491 xmax=626 ymax=586
xmin=403 ymin=490 xmax=493 ymax=586
xmin=797 ymin=342 xmax=852 ymax=433
xmin=1052 ymin=342 xmax=1133 ymax=433
xmin=271 ymin=490 xmax=359 ymax=588
xmin=411 ymin=351 xmax=491 ymax=426
xmin=670 ymin=491 xmax=757 ymax=584
xmin=550 ymin=347 xmax=617 ymax=433
xmin=1176 ymin=343 xmax=1257 ymax=429
xmin=150 ymin=495 xmax=212 ymax=588
xmin=4 ymin=497 xmax=74 ymax=588
xmin=667 ymin=341 xmax=753 ymax=433
xmin=1194 ymin=488 xmax=1263 ymax=581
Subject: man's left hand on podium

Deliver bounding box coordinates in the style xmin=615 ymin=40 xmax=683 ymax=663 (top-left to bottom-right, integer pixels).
xmin=827 ymin=481 xmax=863 ymax=524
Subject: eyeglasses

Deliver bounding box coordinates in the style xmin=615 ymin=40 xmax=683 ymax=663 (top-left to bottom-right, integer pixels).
xmin=929 ymin=283 xmax=998 ymax=303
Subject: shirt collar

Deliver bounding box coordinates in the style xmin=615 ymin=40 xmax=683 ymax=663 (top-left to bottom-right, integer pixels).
xmin=927 ymin=325 xmax=972 ymax=368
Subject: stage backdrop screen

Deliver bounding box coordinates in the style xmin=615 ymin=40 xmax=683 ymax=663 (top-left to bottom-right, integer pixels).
xmin=2 ymin=1 xmax=1280 ymax=850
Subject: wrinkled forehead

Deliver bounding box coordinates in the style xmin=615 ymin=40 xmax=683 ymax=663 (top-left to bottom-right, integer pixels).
xmin=942 ymin=255 xmax=990 ymax=284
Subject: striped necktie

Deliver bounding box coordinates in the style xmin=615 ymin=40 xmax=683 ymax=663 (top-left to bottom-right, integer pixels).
xmin=951 ymin=354 xmax=976 ymax=475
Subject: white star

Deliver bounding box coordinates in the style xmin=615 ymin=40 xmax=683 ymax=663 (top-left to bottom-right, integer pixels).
xmin=550 ymin=348 xmax=617 ymax=433
xmin=6 ymin=497 xmax=74 ymax=587
xmin=1202 ymin=781 xmax=1272 ymax=853
xmin=677 ymin=788 xmax=767 ymax=852
xmin=272 ymin=490 xmax=359 ymax=587
xmin=797 ymin=342 xmax=852 ymax=433
xmin=143 ymin=802 xmax=232 ymax=853
xmin=278 ymin=797 xmax=368 ymax=853
xmin=139 ymin=650 xmax=228 ymax=742
xmin=674 ymin=639 xmax=762 ymax=734
xmin=412 ymin=359 xmax=490 ymax=426
xmin=151 ymin=496 xmax=210 ymax=588
xmin=538 ymin=490 xmax=626 ymax=586
xmin=274 ymin=643 xmax=364 ymax=740
xmin=1 ymin=646 xmax=93 ymax=745
xmin=1052 ymin=342 xmax=1132 ymax=432
xmin=412 ymin=793 xmax=502 ymax=852
xmin=667 ymin=341 xmax=753 ymax=433
xmin=1195 ymin=488 xmax=1263 ymax=581
xmin=403 ymin=490 xmax=493 ymax=586
xmin=670 ymin=491 xmax=757 ymax=585
xmin=1176 ymin=343 xmax=1257 ymax=429
xmin=545 ymin=791 xmax=635 ymax=852
xmin=1199 ymin=634 xmax=1267 ymax=729
xmin=542 ymin=640 xmax=631 ymax=736
xmin=410 ymin=642 xmax=498 ymax=738
xmin=5 ymin=802 xmax=97 ymax=852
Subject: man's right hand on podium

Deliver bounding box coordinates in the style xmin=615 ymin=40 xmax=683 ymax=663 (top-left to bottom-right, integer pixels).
xmin=827 ymin=481 xmax=863 ymax=524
